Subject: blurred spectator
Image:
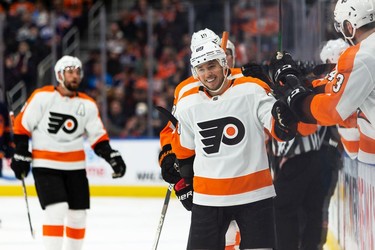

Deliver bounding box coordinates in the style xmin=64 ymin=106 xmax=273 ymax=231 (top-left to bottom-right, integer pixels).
xmin=9 ymin=0 xmax=35 ymax=17
xmin=122 ymin=102 xmax=148 ymax=137
xmin=4 ymin=53 xmax=22 ymax=91
xmin=107 ymin=98 xmax=127 ymax=138
xmin=13 ymin=40 xmax=37 ymax=93
xmin=86 ymin=61 xmax=114 ymax=94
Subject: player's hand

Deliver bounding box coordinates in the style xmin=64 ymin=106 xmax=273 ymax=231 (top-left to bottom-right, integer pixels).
xmin=107 ymin=150 xmax=126 ymax=178
xmin=11 ymin=150 xmax=32 ymax=180
xmin=241 ymin=62 xmax=273 ymax=86
xmin=269 ymin=51 xmax=301 ymax=85
xmin=272 ymin=99 xmax=297 ymax=141
xmin=174 ymin=178 xmax=193 ymax=211
xmin=159 ymin=145 xmax=181 ymax=184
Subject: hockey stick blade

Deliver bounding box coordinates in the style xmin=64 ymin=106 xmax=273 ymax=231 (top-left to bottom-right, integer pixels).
xmin=154 ymin=106 xmax=178 ymax=127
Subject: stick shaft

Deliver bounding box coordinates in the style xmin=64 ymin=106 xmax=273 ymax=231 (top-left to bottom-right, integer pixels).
xmin=278 ymin=0 xmax=283 ymax=51
xmin=6 ymin=92 xmax=35 ymax=239
xmin=21 ymin=177 xmax=35 ymax=238
xmin=152 ymin=184 xmax=173 ymax=250
xmin=221 ymin=31 xmax=229 ymax=52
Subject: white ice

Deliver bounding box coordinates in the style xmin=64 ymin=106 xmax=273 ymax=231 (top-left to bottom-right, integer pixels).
xmin=0 ymin=196 xmax=190 ymax=250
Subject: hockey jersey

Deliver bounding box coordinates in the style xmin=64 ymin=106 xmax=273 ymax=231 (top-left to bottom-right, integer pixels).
xmin=172 ymin=76 xmax=277 ymax=207
xmin=159 ymin=68 xmax=269 ymax=149
xmin=13 ymin=86 xmax=109 ymax=170
xmin=310 ymin=32 xmax=375 ymax=164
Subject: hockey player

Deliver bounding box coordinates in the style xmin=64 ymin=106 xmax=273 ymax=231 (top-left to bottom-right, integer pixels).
xmin=319 ymin=38 xmax=359 ymax=159
xmin=171 ymin=41 xmax=297 ymax=249
xmin=0 ymin=101 xmax=13 ymax=177
xmin=268 ymin=39 xmax=349 ymax=250
xmin=158 ymin=28 xmax=270 ymax=249
xmin=10 ymin=55 xmax=126 ymax=250
xmin=267 ymin=0 xmax=375 ymax=165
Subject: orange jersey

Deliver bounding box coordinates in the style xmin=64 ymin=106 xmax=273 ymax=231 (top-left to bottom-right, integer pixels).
xmin=13 ymin=86 xmax=109 ymax=170
xmin=310 ymin=33 xmax=375 ymax=164
xmin=171 ymin=76 xmax=278 ymax=206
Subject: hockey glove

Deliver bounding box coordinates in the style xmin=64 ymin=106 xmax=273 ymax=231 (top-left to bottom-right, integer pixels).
xmin=269 ymin=51 xmax=313 ymax=116
xmin=3 ymin=132 xmax=14 ymax=158
xmin=11 ymin=135 xmax=32 ymax=180
xmin=272 ymin=99 xmax=297 ymax=141
xmin=174 ymin=178 xmax=193 ymax=211
xmin=158 ymin=144 xmax=181 ymax=184
xmin=241 ymin=62 xmax=273 ymax=87
xmin=94 ymin=141 xmax=126 ymax=178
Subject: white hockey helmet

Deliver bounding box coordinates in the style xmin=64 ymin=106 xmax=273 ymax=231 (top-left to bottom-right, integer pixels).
xmin=190 ymin=42 xmax=227 ymax=79
xmin=54 ymin=55 xmax=83 ymax=85
xmin=334 ymin=0 xmax=375 ymax=44
xmin=320 ymin=38 xmax=349 ymax=63
xmin=190 ymin=28 xmax=220 ymax=51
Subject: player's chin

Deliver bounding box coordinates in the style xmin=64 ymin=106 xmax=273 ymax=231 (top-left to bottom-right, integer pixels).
xmin=67 ymin=83 xmax=80 ymax=91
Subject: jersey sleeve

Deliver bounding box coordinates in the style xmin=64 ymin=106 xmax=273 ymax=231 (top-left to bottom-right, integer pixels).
xmin=13 ymin=90 xmax=47 ymax=137
xmin=310 ymin=45 xmax=375 ymax=125
xmin=84 ymin=100 xmax=109 ymax=147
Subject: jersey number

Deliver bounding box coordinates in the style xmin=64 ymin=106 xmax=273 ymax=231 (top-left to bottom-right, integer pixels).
xmin=327 ymin=72 xmax=344 ymax=93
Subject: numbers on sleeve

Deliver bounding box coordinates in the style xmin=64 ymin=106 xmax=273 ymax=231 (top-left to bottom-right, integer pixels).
xmin=332 ymin=73 xmax=344 ymax=93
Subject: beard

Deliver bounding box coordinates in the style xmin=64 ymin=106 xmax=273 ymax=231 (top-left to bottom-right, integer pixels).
xmin=64 ymin=81 xmax=80 ymax=91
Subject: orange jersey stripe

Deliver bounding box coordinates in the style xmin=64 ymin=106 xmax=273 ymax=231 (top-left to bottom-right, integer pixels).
xmin=194 ymin=169 xmax=273 ymax=196
xmin=33 ymin=149 xmax=85 ymax=162
xmin=341 ymin=137 xmax=359 ymax=153
xmin=43 ymin=225 xmax=64 ymax=237
xmin=232 ymin=76 xmax=271 ymax=93
xmin=66 ymin=227 xmax=86 ymax=239
xmin=297 ymin=122 xmax=318 ymax=136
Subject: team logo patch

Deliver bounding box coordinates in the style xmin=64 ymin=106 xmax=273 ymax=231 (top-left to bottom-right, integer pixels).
xmin=48 ymin=112 xmax=78 ymax=134
xmin=197 ymin=117 xmax=245 ymax=154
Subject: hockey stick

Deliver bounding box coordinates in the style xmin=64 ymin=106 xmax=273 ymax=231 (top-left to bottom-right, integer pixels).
xmin=278 ymin=0 xmax=283 ymax=51
xmin=6 ymin=92 xmax=35 ymax=239
xmin=21 ymin=175 xmax=35 ymax=239
xmin=221 ymin=31 xmax=229 ymax=52
xmin=152 ymin=183 xmax=174 ymax=250
xmin=152 ymin=105 xmax=178 ymax=249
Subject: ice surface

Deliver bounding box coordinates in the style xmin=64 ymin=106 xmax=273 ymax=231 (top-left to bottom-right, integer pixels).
xmin=0 ymin=196 xmax=190 ymax=250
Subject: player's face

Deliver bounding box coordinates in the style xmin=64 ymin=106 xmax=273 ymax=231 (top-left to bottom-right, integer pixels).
xmin=196 ymin=60 xmax=225 ymax=91
xmin=63 ymin=67 xmax=82 ymax=91
xmin=225 ymin=49 xmax=234 ymax=68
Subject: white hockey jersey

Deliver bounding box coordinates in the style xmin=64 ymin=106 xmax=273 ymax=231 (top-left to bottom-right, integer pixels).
xmin=173 ymin=76 xmax=277 ymax=207
xmin=13 ymin=86 xmax=109 ymax=170
xmin=310 ymin=32 xmax=375 ymax=164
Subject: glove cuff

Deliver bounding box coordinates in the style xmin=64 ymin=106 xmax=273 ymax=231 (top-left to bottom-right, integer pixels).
xmin=158 ymin=144 xmax=174 ymax=166
xmin=94 ymin=140 xmax=112 ymax=160
xmin=14 ymin=134 xmax=29 ymax=152
xmin=174 ymin=178 xmax=187 ymax=191
xmin=178 ymin=155 xmax=194 ymax=185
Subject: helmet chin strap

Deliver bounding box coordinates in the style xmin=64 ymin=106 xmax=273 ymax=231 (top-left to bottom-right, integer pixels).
xmin=200 ymin=67 xmax=229 ymax=94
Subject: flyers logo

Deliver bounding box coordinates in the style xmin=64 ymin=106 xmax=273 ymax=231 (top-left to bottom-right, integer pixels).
xmin=48 ymin=112 xmax=78 ymax=134
xmin=197 ymin=117 xmax=245 ymax=154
